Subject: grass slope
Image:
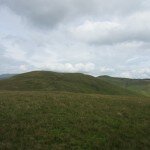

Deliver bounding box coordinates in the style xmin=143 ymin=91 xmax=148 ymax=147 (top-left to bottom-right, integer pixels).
xmin=98 ymin=76 xmax=150 ymax=97
xmin=0 ymin=91 xmax=149 ymax=150
xmin=0 ymin=71 xmax=137 ymax=96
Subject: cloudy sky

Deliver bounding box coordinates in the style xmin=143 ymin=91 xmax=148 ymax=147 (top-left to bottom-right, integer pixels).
xmin=0 ymin=0 xmax=150 ymax=78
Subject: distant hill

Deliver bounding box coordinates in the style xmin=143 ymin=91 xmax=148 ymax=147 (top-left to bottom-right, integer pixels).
xmin=0 ymin=71 xmax=138 ymax=96
xmin=0 ymin=74 xmax=15 ymax=80
xmin=98 ymin=76 xmax=150 ymax=97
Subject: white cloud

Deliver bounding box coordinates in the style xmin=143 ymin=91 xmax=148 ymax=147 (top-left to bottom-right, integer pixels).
xmin=120 ymin=68 xmax=150 ymax=79
xmin=99 ymin=67 xmax=115 ymax=73
xmin=70 ymin=11 xmax=150 ymax=45
xmin=19 ymin=64 xmax=28 ymax=71
xmin=3 ymin=41 xmax=26 ymax=61
xmin=70 ymin=20 xmax=121 ymax=44
xmin=37 ymin=62 xmax=95 ymax=73
xmin=126 ymin=57 xmax=139 ymax=63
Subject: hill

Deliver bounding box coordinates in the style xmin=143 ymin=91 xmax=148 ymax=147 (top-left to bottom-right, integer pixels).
xmin=0 ymin=71 xmax=137 ymax=96
xmin=98 ymin=76 xmax=150 ymax=97
xmin=0 ymin=74 xmax=15 ymax=80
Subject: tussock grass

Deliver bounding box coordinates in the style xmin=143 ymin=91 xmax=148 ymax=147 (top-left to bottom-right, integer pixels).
xmin=0 ymin=91 xmax=149 ymax=149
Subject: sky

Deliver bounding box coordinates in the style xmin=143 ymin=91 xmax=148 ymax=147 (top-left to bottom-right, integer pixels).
xmin=0 ymin=0 xmax=150 ymax=78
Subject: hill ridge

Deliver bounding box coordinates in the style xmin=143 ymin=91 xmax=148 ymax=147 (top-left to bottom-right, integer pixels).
xmin=0 ymin=71 xmax=138 ymax=96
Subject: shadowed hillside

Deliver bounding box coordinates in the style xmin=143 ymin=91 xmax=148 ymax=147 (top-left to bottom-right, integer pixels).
xmin=0 ymin=71 xmax=137 ymax=96
xmin=98 ymin=76 xmax=150 ymax=97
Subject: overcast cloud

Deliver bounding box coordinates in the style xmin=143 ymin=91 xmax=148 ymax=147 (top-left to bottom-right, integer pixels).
xmin=0 ymin=0 xmax=150 ymax=78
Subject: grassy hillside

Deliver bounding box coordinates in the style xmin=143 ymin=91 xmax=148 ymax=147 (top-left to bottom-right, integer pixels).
xmin=98 ymin=76 xmax=150 ymax=97
xmin=0 ymin=91 xmax=149 ymax=150
xmin=0 ymin=71 xmax=137 ymax=96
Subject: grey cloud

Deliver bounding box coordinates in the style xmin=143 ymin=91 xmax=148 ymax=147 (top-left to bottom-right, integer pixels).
xmin=1 ymin=0 xmax=145 ymax=28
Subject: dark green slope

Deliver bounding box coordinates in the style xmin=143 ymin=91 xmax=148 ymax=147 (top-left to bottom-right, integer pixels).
xmin=0 ymin=71 xmax=137 ymax=96
xmin=98 ymin=76 xmax=150 ymax=97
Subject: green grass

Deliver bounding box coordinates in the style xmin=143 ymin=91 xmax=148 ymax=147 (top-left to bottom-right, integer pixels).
xmin=0 ymin=91 xmax=149 ymax=150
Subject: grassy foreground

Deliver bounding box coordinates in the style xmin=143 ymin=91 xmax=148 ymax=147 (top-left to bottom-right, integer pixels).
xmin=0 ymin=91 xmax=150 ymax=150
